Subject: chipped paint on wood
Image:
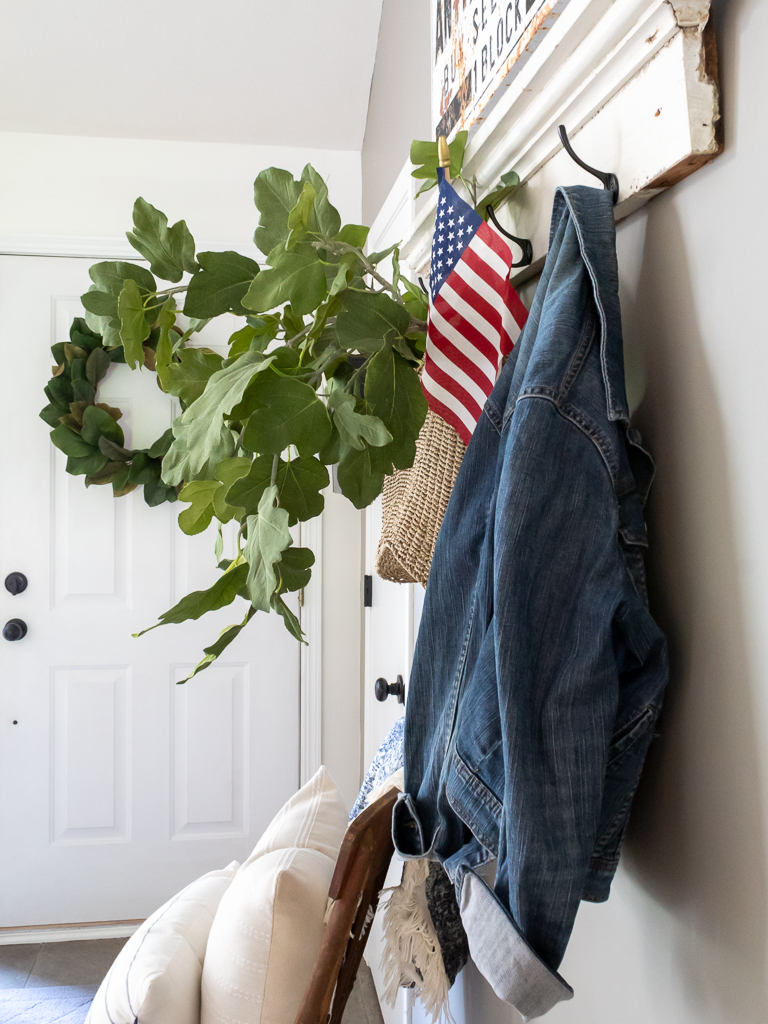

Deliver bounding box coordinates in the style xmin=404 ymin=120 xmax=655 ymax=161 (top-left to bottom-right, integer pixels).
xmin=666 ymin=0 xmax=711 ymax=28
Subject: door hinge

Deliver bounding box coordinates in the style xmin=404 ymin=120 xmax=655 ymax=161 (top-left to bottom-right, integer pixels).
xmin=363 ymin=575 xmax=373 ymax=608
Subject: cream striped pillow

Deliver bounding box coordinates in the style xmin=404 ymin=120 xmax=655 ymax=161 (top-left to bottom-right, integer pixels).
xmin=201 ymin=766 xmax=348 ymax=1024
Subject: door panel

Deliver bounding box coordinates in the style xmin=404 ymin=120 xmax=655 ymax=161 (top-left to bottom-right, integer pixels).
xmin=0 ymin=254 xmax=300 ymax=926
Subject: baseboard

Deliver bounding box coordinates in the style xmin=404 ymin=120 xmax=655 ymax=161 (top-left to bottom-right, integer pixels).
xmin=0 ymin=921 xmax=142 ymax=945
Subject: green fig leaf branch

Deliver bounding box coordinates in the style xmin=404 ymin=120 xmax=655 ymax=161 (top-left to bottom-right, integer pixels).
xmin=41 ymin=140 xmax=517 ymax=677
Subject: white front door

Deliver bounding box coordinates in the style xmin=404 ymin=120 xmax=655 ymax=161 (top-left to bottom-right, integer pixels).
xmin=0 ymin=254 xmax=300 ymax=928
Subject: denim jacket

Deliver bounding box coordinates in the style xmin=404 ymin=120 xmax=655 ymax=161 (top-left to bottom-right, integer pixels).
xmin=393 ymin=186 xmax=669 ymax=1019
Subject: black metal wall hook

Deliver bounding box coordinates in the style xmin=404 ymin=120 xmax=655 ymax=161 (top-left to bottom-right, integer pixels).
xmin=557 ymin=124 xmax=619 ymax=204
xmin=485 ymin=206 xmax=533 ymax=267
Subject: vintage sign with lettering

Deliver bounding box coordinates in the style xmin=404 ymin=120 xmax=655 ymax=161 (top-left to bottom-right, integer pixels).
xmin=433 ymin=0 xmax=572 ymax=139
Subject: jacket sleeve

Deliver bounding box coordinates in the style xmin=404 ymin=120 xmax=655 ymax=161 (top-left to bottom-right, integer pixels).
xmin=491 ymin=394 xmax=635 ymax=971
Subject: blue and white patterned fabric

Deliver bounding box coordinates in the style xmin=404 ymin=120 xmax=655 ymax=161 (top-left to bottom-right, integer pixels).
xmin=350 ymin=717 xmax=405 ymax=820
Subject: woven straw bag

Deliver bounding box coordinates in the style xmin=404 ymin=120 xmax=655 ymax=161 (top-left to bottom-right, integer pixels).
xmin=375 ymin=409 xmax=466 ymax=586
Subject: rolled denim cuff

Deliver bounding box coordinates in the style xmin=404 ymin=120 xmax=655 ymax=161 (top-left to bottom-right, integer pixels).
xmin=457 ymin=867 xmax=574 ymax=1021
xmin=392 ymin=791 xmax=429 ymax=858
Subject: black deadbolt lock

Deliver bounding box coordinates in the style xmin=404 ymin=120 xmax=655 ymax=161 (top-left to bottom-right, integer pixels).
xmin=4 ymin=573 xmax=27 ymax=596
xmin=3 ymin=619 xmax=27 ymax=642
xmin=374 ymin=674 xmax=405 ymax=704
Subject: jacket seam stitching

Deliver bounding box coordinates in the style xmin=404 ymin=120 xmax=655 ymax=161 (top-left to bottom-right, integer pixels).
xmin=557 ymin=314 xmax=597 ymax=402
xmin=514 ymin=392 xmax=621 ymax=489
xmin=557 ymin=188 xmax=627 ymax=422
xmin=442 ymin=592 xmax=478 ymax=765
xmin=446 ymin=782 xmax=499 ymax=857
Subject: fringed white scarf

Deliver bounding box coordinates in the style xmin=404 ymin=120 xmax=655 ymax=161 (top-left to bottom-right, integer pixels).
xmin=365 ymin=771 xmax=453 ymax=1024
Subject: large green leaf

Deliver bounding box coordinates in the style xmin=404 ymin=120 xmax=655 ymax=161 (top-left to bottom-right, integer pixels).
xmin=126 ymin=198 xmax=197 ymax=283
xmin=223 ymin=454 xmax=272 ymax=515
xmin=211 ymin=456 xmax=251 ymax=522
xmin=400 ymin=278 xmax=429 ymax=323
xmin=278 ymin=546 xmax=314 ymax=593
xmin=364 ymin=347 xmax=427 ymax=470
xmin=271 ymin=594 xmax=305 ymax=642
xmin=161 ymin=350 xmax=275 ymax=485
xmin=80 ymin=404 xmax=125 ymax=447
xmin=336 ymin=441 xmax=391 ymax=509
xmin=155 ymin=297 xmax=177 ymax=387
xmin=183 ymin=251 xmax=261 ymax=318
xmin=81 ymin=287 xmax=118 ymax=320
xmin=46 ymin=375 xmax=74 ymax=407
xmin=127 ymin=452 xmax=161 ymax=484
xmin=335 ymin=291 xmax=410 ymax=353
xmin=134 ymin=563 xmax=248 ymax=635
xmin=242 ymin=373 xmax=332 ymax=457
xmin=83 ymin=262 xmax=156 ymax=352
xmin=144 ymin=477 xmax=178 ymax=507
xmin=50 ymin=425 xmax=96 ymax=459
xmin=117 ymin=278 xmax=151 ymax=369
xmin=328 ymin=390 xmax=392 ymax=450
xmin=148 ymin=428 xmax=175 ymax=459
xmin=226 ymin=454 xmax=327 ymax=526
xmin=86 ymin=459 xmax=131 ymax=487
xmin=241 ymin=247 xmax=327 ymax=316
xmin=277 ymin=457 xmax=329 ymax=524
xmin=164 ymin=347 xmax=224 ymax=406
xmin=40 ymin=401 xmax=69 ymax=427
xmin=177 ymin=607 xmax=257 ymax=682
xmin=177 ymin=479 xmax=220 ymax=535
xmin=228 ymin=318 xmax=279 ymax=360
xmin=69 ymin=317 xmax=103 ymax=354
xmin=85 ymin=347 xmax=111 ymax=386
xmin=334 ymin=224 xmax=370 ymax=248
xmin=89 ymin=260 xmax=156 ymax=296
xmin=300 ymin=165 xmax=341 ymax=239
xmin=253 ymin=167 xmax=303 ymax=257
xmin=285 ymin=181 xmax=315 ymax=249
xmin=244 ymin=485 xmax=292 ymax=612
xmin=66 ymin=451 xmax=109 ymax=476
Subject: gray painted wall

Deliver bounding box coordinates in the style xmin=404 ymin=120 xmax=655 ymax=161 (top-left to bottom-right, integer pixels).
xmin=366 ymin=0 xmax=768 ymax=1019
xmin=361 ymin=0 xmax=432 ymax=227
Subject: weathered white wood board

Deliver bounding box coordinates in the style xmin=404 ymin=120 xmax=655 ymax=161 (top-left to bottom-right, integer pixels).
xmin=400 ymin=0 xmax=720 ymax=284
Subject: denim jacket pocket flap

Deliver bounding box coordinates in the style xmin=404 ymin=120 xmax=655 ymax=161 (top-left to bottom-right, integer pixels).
xmin=447 ymin=751 xmax=502 ymax=857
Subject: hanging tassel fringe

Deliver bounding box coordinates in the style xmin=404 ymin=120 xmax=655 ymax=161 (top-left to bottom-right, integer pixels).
xmin=379 ymin=858 xmax=453 ymax=1024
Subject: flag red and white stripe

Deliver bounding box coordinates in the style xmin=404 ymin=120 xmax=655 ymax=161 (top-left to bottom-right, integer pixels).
xmin=423 ymin=173 xmax=528 ymax=446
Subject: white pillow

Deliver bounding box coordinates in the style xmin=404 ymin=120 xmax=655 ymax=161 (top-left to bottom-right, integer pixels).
xmin=248 ymin=763 xmax=348 ymax=862
xmin=87 ymin=862 xmax=238 ymax=1024
xmin=201 ymin=766 xmax=348 ymax=1024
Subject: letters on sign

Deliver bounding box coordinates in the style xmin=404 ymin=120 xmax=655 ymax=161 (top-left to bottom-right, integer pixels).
xmin=433 ymin=0 xmax=573 ymax=139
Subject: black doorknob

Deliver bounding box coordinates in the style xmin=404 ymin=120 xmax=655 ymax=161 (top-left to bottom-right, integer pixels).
xmin=374 ymin=674 xmax=405 ymax=704
xmin=3 ymin=619 xmax=27 ymax=642
xmin=4 ymin=573 xmax=27 ymax=596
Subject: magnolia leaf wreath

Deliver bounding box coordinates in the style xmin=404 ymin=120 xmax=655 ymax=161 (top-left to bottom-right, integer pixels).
xmin=41 ymin=139 xmax=518 ymax=681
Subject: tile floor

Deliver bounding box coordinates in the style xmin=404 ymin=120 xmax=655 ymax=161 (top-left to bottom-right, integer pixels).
xmin=0 ymin=938 xmax=127 ymax=990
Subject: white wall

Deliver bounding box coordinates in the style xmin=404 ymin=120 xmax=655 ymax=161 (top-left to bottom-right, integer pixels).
xmin=361 ymin=0 xmax=431 ymax=226
xmin=0 ymin=131 xmax=361 ymax=246
xmin=366 ymin=0 xmax=768 ymax=1019
xmin=0 ymin=129 xmax=365 ymax=811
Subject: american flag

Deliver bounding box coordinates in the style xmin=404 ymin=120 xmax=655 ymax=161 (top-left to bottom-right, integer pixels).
xmin=424 ymin=168 xmax=528 ymax=446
